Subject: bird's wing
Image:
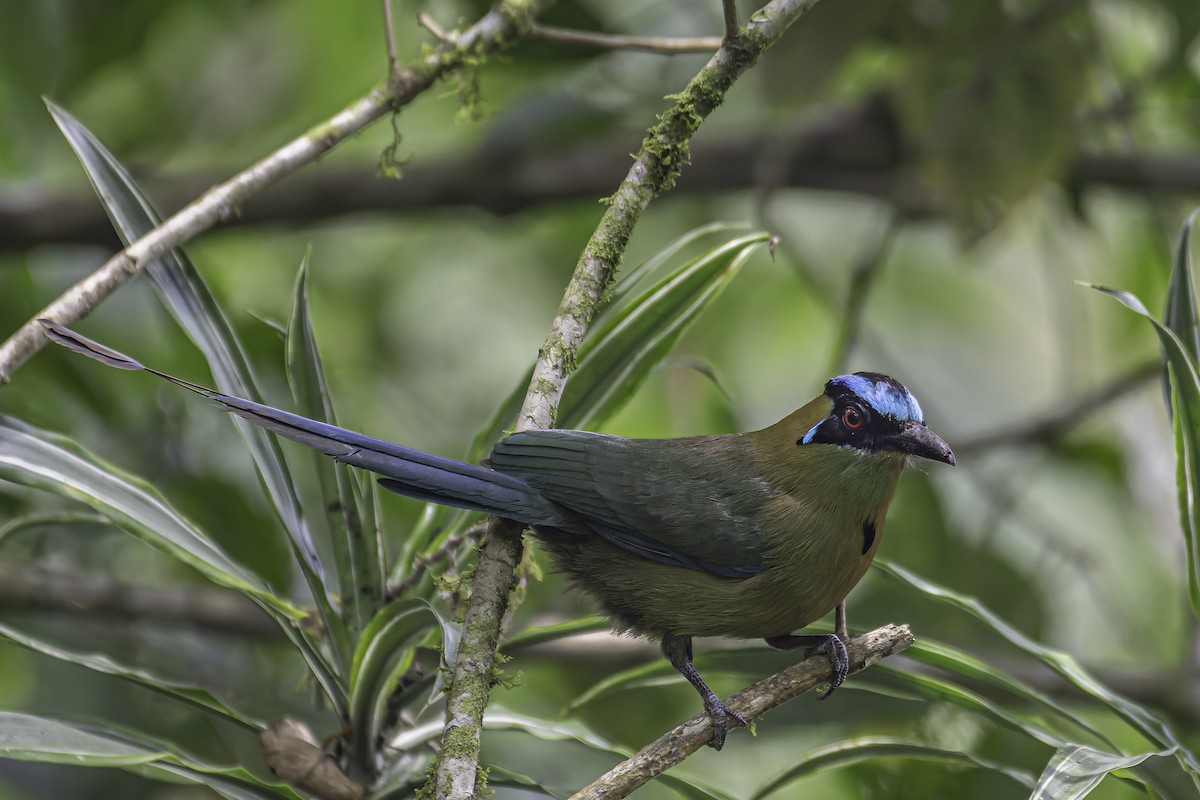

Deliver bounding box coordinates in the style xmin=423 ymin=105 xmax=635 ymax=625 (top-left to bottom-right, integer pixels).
xmin=487 ymin=430 xmax=771 ymax=577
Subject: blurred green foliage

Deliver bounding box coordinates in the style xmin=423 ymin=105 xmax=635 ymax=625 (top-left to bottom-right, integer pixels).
xmin=0 ymin=0 xmax=1199 ymax=797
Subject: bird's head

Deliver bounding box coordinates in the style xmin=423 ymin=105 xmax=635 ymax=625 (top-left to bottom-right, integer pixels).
xmin=798 ymin=372 xmax=955 ymax=466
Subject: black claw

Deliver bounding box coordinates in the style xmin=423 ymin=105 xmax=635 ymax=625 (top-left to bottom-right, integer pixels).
xmin=815 ymin=634 xmax=850 ymax=701
xmin=705 ymin=697 xmax=749 ymax=751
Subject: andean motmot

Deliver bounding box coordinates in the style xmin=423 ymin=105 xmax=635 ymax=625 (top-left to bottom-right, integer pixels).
xmin=40 ymin=319 xmax=955 ymax=750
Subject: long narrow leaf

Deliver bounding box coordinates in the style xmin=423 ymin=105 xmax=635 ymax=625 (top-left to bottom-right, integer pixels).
xmin=1030 ymin=744 xmax=1177 ymax=800
xmin=0 ymin=416 xmax=291 ymax=612
xmin=0 ymin=618 xmax=262 ymax=729
xmin=876 ymin=559 xmax=1200 ymax=788
xmin=908 ymin=639 xmax=1114 ymax=749
xmin=348 ymin=599 xmax=439 ymax=772
xmin=558 ymin=232 xmax=768 ymax=429
xmin=1088 ymin=282 xmax=1200 ymax=619
xmin=0 ymin=712 xmax=297 ymax=799
xmin=286 ymin=254 xmax=382 ymax=635
xmin=751 ymin=736 xmax=1036 ymax=800
xmin=46 ymin=101 xmax=341 ymax=663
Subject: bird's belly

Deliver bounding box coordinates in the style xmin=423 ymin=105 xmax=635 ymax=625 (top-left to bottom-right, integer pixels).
xmin=548 ymin=514 xmax=881 ymax=640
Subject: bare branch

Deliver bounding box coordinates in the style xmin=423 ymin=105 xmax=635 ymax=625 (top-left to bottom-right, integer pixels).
xmin=0 ymin=0 xmax=551 ymax=385
xmin=435 ymin=1 xmax=827 ymax=796
xmin=572 ymin=625 xmax=915 ymax=799
xmin=417 ymin=12 xmax=454 ymax=44
xmin=722 ymin=0 xmax=741 ymax=40
xmin=529 ymin=24 xmax=721 ymax=53
xmin=381 ymin=0 xmax=400 ymax=75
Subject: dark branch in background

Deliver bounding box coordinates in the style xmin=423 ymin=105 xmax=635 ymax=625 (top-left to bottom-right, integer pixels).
xmin=529 ymin=24 xmax=722 ymax=53
xmin=571 ymin=625 xmax=914 ymax=799
xmin=0 ymin=565 xmax=281 ymax=638
xmin=953 ymin=359 xmax=1160 ymax=457
xmin=6 ymin=95 xmax=1200 ymax=254
xmin=828 ymin=215 xmax=898 ymax=375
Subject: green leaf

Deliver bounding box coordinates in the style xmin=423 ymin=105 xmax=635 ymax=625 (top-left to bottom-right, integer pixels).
xmin=504 ymin=615 xmax=608 ymax=650
xmin=558 ymin=232 xmax=769 ymax=429
xmin=47 ymin=100 xmax=345 ymax=692
xmin=751 ymin=736 xmax=1036 ymax=799
xmin=876 ymin=559 xmax=1200 ymax=788
xmin=907 ymin=639 xmax=1114 ymax=749
xmin=870 ymin=664 xmax=1066 ymax=749
xmin=0 ymin=415 xmax=291 ymax=613
xmin=1030 ymin=744 xmax=1177 ymax=800
xmin=0 ymin=617 xmax=263 ymax=730
xmin=46 ymin=99 xmax=325 ymax=584
xmin=1164 ymin=210 xmax=1200 ymax=367
xmin=348 ymin=599 xmax=439 ymax=771
xmin=1087 ymin=280 xmax=1200 ymax=619
xmin=603 ymin=221 xmax=755 ymax=310
xmin=286 ymin=252 xmax=383 ymax=633
xmin=0 ymin=511 xmax=110 ymax=544
xmin=0 ymin=712 xmax=296 ymax=799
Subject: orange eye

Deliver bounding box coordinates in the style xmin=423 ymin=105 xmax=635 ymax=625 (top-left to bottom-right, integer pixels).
xmin=842 ymin=407 xmax=864 ymax=430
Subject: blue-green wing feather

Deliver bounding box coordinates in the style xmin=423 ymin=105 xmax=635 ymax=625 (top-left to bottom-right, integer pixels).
xmin=488 ymin=430 xmax=768 ymax=576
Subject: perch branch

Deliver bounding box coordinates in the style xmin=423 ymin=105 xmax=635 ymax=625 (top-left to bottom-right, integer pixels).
xmin=0 ymin=0 xmax=550 ymax=385
xmin=571 ymin=624 xmax=915 ymax=799
xmin=434 ymin=1 xmax=826 ymax=797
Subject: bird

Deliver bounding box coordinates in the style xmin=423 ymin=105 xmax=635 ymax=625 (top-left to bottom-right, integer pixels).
xmin=39 ymin=319 xmax=955 ymax=750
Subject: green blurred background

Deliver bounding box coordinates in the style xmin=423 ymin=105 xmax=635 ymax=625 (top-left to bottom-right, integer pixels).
xmin=0 ymin=0 xmax=1198 ymax=797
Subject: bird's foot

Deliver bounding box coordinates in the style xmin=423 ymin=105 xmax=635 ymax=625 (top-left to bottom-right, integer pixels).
xmin=811 ymin=634 xmax=849 ymax=701
xmin=705 ymin=695 xmax=750 ymax=751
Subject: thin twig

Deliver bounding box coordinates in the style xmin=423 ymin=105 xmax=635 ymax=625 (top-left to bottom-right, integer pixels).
xmin=571 ymin=625 xmax=915 ymax=799
xmin=386 ymin=522 xmax=487 ymax=599
xmin=381 ymin=0 xmax=400 ymax=75
xmin=529 ymin=24 xmax=721 ymax=53
xmin=434 ymin=2 xmax=827 ymax=797
xmin=722 ymin=0 xmax=741 ymax=40
xmin=953 ymin=359 xmax=1160 ymax=456
xmin=0 ymin=0 xmax=551 ymax=385
xmin=417 ymin=12 xmax=454 ymax=44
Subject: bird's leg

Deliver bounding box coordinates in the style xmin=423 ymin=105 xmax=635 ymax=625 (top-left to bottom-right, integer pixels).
xmin=835 ymin=601 xmax=848 ymax=643
xmin=764 ymin=628 xmax=850 ymax=701
xmin=661 ymin=633 xmax=748 ymax=751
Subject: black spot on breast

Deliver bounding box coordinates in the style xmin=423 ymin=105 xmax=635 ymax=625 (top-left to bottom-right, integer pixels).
xmin=861 ymin=520 xmax=877 ymax=555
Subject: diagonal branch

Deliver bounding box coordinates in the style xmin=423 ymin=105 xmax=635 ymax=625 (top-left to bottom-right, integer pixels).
xmin=0 ymin=0 xmax=551 ymax=386
xmin=435 ymin=1 xmax=827 ymax=797
xmin=572 ymin=625 xmax=915 ymax=799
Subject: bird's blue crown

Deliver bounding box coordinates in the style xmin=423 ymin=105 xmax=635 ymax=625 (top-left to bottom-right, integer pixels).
xmin=830 ymin=373 xmax=924 ymax=423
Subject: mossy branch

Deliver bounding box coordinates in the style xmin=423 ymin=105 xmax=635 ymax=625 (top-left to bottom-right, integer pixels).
xmin=0 ymin=0 xmax=551 ymax=386
xmin=435 ymin=1 xmax=827 ymax=797
xmin=572 ymin=625 xmax=916 ymax=800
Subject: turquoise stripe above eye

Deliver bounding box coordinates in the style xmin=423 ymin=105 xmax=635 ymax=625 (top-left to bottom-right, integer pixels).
xmin=832 ymin=374 xmax=924 ymax=422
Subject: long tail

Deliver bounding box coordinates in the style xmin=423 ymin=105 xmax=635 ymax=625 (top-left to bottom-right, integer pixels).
xmin=39 ymin=320 xmax=568 ymax=527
